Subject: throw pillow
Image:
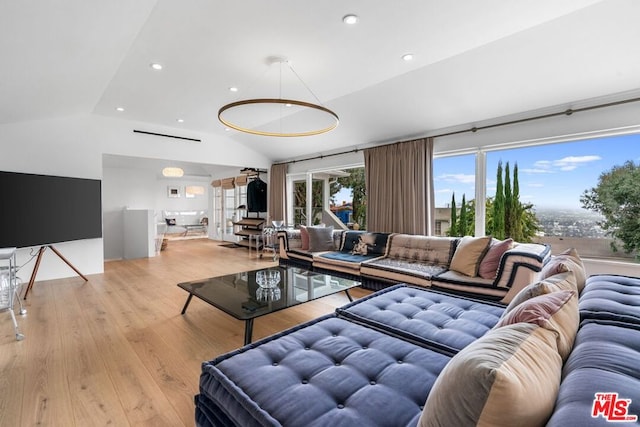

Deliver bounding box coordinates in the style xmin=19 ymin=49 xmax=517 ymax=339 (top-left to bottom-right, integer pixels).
xmin=504 ymin=271 xmax=577 ymax=314
xmin=478 ymin=238 xmax=513 ymax=279
xmin=495 ymin=289 xmax=579 ymax=360
xmin=351 ymin=236 xmax=368 ymax=255
xmin=449 ymin=236 xmax=492 ymax=277
xmin=307 ymin=226 xmax=335 ymax=252
xmin=539 ymin=248 xmax=586 ymax=293
xmin=299 ymin=225 xmax=310 ymax=251
xmin=418 ymin=323 xmax=562 ymax=427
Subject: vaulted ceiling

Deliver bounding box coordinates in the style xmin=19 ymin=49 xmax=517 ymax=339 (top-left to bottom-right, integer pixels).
xmin=2 ymin=0 xmax=639 ymax=164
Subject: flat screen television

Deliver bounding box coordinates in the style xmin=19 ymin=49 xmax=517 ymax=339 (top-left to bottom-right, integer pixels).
xmin=0 ymin=171 xmax=102 ymax=248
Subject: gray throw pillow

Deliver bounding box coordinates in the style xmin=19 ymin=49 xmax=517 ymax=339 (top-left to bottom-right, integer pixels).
xmin=307 ymin=226 xmax=335 ymax=252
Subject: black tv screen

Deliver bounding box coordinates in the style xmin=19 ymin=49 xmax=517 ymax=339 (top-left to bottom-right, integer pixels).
xmin=0 ymin=171 xmax=102 ymax=248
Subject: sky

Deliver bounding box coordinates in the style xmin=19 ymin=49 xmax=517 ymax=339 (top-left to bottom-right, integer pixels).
xmin=434 ymin=133 xmax=640 ymax=209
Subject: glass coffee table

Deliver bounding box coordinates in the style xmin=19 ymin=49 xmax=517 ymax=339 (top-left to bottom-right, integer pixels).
xmin=178 ymin=266 xmax=361 ymax=345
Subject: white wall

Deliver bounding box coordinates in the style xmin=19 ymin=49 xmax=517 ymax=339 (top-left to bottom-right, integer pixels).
xmin=102 ymin=165 xmax=212 ymax=260
xmin=0 ymin=113 xmax=270 ymax=280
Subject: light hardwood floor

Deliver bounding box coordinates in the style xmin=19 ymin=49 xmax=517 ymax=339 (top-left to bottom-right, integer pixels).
xmin=0 ymin=239 xmax=370 ymax=426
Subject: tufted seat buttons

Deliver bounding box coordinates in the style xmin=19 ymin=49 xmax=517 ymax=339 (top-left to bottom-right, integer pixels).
xmin=305 ymin=347 xmax=311 ymax=350
xmin=337 ymin=404 xmax=345 ymax=409
xmin=272 ymin=362 xmax=278 ymax=366
xmin=332 ymin=333 xmax=338 ymax=337
xmin=335 ymin=362 xmax=341 ymax=366
xmin=362 ymin=346 xmax=368 ymax=350
xmin=301 ymin=379 xmax=309 ymax=384
xmin=370 ymin=380 xmax=376 ymax=385
xmin=397 ymin=360 xmax=403 ymax=364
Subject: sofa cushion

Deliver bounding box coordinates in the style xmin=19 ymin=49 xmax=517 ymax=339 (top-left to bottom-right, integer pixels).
xmin=449 ymin=235 xmax=492 ymax=277
xmin=385 ymin=234 xmax=455 ymax=266
xmin=578 ymin=274 xmax=640 ymax=325
xmin=478 ymin=238 xmax=513 ymax=279
xmin=539 ymin=247 xmax=586 ymax=293
xmin=307 ymin=226 xmax=335 ymax=252
xmin=314 ymin=251 xmax=383 ymax=273
xmin=199 ymin=315 xmax=451 ymax=427
xmin=431 ymin=270 xmax=502 ymax=300
xmin=337 ymin=285 xmax=504 ymax=355
xmin=504 ymin=271 xmax=578 ymax=313
xmin=341 ymin=231 xmax=390 ymax=256
xmin=496 ymin=289 xmax=579 ymax=360
xmin=361 ymin=258 xmax=447 ymax=285
xmin=300 ymin=225 xmax=310 ymax=250
xmin=418 ymin=322 xmax=562 ymax=427
xmin=546 ymin=320 xmax=640 ymax=426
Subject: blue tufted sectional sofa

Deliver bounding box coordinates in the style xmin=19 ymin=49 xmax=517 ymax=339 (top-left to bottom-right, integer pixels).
xmin=195 ymin=253 xmax=640 ymax=426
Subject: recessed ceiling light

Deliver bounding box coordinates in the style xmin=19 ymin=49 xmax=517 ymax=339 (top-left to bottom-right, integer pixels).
xmin=150 ymin=63 xmax=163 ymax=70
xmin=116 ymin=107 xmax=125 ymax=112
xmin=343 ymin=14 xmax=359 ymax=25
xmin=402 ymin=53 xmax=414 ymax=61
xmin=225 ymin=127 xmax=231 ymax=131
xmin=229 ymin=87 xmax=238 ymax=92
xmin=176 ymin=118 xmax=184 ymax=123
xmin=285 ymin=103 xmax=292 ymax=107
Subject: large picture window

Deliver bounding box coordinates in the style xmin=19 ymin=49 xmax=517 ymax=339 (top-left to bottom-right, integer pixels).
xmin=433 ymin=132 xmax=640 ymax=262
xmin=486 ymin=133 xmax=640 ymax=260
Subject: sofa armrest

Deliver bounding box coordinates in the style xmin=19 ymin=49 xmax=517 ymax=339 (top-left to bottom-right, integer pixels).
xmin=497 ymin=243 xmax=551 ymax=303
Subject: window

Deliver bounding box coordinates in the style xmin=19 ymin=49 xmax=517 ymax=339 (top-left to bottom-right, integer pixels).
xmin=486 ymin=133 xmax=640 ymax=260
xmin=331 ymin=167 xmax=366 ymax=229
xmin=433 ymin=154 xmax=476 ymax=236
xmin=288 ymin=166 xmax=366 ymax=230
xmin=433 ymin=132 xmax=640 ymax=261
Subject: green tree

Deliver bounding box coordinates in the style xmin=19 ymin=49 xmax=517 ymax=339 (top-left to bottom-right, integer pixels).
xmin=449 ymin=192 xmax=457 ymax=237
xmin=294 ymin=180 xmax=324 ymax=225
xmin=464 ymin=196 xmax=540 ymax=242
xmin=459 ymin=194 xmax=468 ymax=236
xmin=512 ymin=163 xmax=524 ymax=241
xmin=581 ymin=160 xmax=640 ymax=255
xmin=504 ymin=162 xmax=514 ymax=238
xmin=334 ymin=167 xmax=367 ymax=228
xmin=492 ymin=160 xmax=505 ymax=239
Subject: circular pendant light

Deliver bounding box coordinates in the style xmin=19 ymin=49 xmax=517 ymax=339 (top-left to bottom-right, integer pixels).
xmin=218 ymin=58 xmax=339 ymax=137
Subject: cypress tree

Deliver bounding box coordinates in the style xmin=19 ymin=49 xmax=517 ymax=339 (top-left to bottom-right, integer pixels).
xmin=449 ymin=192 xmax=457 ymax=236
xmin=513 ymin=163 xmax=523 ymax=241
xmin=504 ymin=162 xmax=513 ymax=238
xmin=492 ymin=161 xmax=505 ymax=239
xmin=459 ymin=194 xmax=468 ymax=236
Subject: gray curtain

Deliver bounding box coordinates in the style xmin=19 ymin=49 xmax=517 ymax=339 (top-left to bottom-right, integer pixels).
xmin=268 ymin=163 xmax=288 ymax=224
xmin=364 ymin=138 xmax=434 ymax=234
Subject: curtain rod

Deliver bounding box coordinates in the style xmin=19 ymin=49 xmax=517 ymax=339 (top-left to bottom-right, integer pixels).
xmin=274 ymin=95 xmax=640 ymax=166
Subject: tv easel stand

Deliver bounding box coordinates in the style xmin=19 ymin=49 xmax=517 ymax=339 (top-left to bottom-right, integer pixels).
xmin=23 ymin=245 xmax=88 ymax=300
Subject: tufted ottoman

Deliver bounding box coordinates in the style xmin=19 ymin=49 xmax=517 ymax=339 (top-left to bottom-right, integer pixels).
xmin=546 ymin=320 xmax=640 ymax=426
xmin=196 ymin=315 xmax=451 ymax=427
xmin=337 ymin=285 xmax=505 ymax=355
xmin=578 ymin=274 xmax=640 ymax=324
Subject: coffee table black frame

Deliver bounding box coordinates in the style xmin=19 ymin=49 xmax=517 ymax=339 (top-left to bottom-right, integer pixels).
xmin=178 ymin=266 xmax=360 ymax=345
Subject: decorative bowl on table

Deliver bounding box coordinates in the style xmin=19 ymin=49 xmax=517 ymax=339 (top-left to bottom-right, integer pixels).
xmin=255 ymin=270 xmax=281 ymax=288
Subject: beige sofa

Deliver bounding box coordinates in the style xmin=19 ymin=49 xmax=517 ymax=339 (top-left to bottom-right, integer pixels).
xmin=278 ymin=229 xmax=551 ymax=304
